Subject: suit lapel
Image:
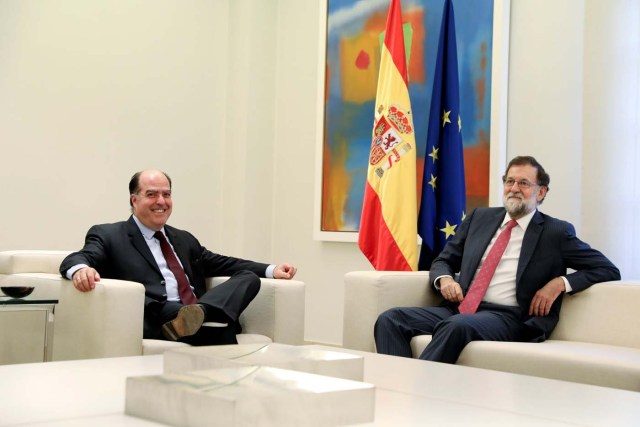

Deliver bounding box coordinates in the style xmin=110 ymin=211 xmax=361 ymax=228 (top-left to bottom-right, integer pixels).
xmin=517 ymin=210 xmax=544 ymax=283
xmin=126 ymin=217 xmax=161 ymax=273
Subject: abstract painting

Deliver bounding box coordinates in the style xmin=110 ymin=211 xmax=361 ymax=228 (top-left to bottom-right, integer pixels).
xmin=318 ymin=0 xmax=500 ymax=238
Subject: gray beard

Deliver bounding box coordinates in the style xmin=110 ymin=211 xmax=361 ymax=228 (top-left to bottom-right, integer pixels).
xmin=504 ymin=198 xmax=526 ymax=217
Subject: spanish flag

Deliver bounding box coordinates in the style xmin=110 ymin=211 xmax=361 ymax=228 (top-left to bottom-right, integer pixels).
xmin=358 ymin=0 xmax=417 ymax=271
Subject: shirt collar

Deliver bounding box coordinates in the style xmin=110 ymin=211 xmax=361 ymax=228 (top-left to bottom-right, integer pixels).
xmin=502 ymin=209 xmax=536 ymax=231
xmin=132 ymin=215 xmax=164 ymax=240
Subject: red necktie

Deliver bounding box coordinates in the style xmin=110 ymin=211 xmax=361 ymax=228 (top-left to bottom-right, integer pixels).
xmin=458 ymin=219 xmax=518 ymax=314
xmin=154 ymin=231 xmax=197 ymax=305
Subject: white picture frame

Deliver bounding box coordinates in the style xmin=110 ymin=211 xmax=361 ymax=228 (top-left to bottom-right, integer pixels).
xmin=313 ymin=0 xmax=510 ymax=242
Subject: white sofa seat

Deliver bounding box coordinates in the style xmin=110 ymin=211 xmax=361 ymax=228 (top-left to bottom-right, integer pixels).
xmin=410 ymin=336 xmax=640 ymax=390
xmin=343 ymin=270 xmax=640 ymax=391
xmin=0 ymin=250 xmax=305 ymax=360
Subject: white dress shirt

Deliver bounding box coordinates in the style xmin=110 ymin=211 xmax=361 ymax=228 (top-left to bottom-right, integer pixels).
xmin=479 ymin=211 xmax=534 ymax=306
xmin=436 ymin=209 xmax=571 ymax=306
xmin=134 ymin=216 xmax=187 ymax=302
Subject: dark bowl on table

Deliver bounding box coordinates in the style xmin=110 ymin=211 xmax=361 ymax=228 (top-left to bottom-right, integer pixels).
xmin=0 ymin=287 xmax=35 ymax=298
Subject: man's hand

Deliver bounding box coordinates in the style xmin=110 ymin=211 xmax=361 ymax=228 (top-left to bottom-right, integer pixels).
xmin=439 ymin=276 xmax=464 ymax=303
xmin=529 ymin=277 xmax=565 ymax=316
xmin=72 ymin=267 xmax=101 ymax=292
xmin=273 ymin=263 xmax=297 ymax=280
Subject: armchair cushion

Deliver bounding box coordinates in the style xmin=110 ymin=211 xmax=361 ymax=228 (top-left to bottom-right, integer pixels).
xmin=0 ymin=250 xmax=70 ymax=274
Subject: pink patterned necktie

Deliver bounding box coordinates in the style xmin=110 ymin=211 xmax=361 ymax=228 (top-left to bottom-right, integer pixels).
xmin=458 ymin=219 xmax=518 ymax=314
xmin=154 ymin=231 xmax=198 ymax=305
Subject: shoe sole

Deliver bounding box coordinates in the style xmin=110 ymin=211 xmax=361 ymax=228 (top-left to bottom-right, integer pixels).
xmin=162 ymin=305 xmax=205 ymax=341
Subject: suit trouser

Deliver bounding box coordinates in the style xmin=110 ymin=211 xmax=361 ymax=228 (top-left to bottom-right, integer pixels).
xmin=374 ymin=302 xmax=522 ymax=363
xmin=146 ymin=270 xmax=261 ymax=345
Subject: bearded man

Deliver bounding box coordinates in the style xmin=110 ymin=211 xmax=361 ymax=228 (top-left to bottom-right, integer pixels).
xmin=374 ymin=156 xmax=620 ymax=363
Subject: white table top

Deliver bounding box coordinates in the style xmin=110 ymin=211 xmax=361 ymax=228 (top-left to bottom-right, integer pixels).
xmin=0 ymin=355 xmax=163 ymax=426
xmin=309 ymin=345 xmax=640 ymax=426
xmin=1 ymin=347 xmax=639 ymax=426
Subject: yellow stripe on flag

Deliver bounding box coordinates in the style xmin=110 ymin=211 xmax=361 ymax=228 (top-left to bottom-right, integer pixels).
xmin=359 ymin=0 xmax=417 ymax=271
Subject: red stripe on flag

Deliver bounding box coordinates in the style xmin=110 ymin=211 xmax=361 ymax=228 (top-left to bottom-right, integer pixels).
xmin=358 ymin=182 xmax=412 ymax=271
xmin=384 ymin=0 xmax=408 ymax=87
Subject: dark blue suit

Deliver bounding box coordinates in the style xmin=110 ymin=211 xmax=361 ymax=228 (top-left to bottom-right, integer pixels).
xmin=60 ymin=216 xmax=269 ymax=342
xmin=375 ymin=208 xmax=620 ymax=363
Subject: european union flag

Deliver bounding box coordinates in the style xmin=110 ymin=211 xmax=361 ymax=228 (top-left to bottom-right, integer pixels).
xmin=418 ymin=0 xmax=466 ymax=270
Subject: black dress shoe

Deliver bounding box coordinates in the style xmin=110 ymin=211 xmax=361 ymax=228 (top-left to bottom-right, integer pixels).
xmin=162 ymin=304 xmax=205 ymax=341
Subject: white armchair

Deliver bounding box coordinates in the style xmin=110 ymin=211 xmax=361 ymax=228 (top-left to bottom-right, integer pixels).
xmin=0 ymin=250 xmax=305 ymax=361
xmin=0 ymin=251 xmax=145 ymax=361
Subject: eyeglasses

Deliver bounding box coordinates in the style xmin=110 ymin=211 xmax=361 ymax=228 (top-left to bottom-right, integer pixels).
xmin=502 ymin=178 xmax=539 ymax=189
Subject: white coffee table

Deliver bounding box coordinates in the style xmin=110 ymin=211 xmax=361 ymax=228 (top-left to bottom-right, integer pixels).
xmin=0 ymin=346 xmax=638 ymax=426
xmin=309 ymin=345 xmax=640 ymax=426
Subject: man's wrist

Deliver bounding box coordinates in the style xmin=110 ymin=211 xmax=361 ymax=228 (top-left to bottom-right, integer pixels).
xmin=66 ymin=264 xmax=89 ymax=280
xmin=434 ymin=275 xmax=454 ymax=290
xmin=559 ymin=276 xmax=571 ymax=293
xmin=266 ymin=264 xmax=276 ymax=279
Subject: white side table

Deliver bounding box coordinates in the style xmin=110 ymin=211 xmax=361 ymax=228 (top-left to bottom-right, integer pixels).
xmin=0 ymin=285 xmax=57 ymax=364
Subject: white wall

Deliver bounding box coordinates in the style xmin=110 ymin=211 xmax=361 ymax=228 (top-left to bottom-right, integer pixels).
xmin=0 ymin=0 xmax=637 ymax=346
xmin=507 ymin=0 xmax=585 ymax=229
xmin=219 ymin=1 xmax=278 ymax=262
xmin=581 ymin=0 xmax=640 ymax=278
xmin=272 ymin=0 xmax=370 ymax=346
xmin=507 ymin=0 xmax=640 ymax=280
xmin=0 ymin=0 xmax=227 ymax=250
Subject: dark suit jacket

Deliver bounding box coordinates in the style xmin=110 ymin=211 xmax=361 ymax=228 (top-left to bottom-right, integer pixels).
xmin=60 ymin=216 xmax=270 ymax=307
xmin=429 ymin=207 xmax=620 ymax=341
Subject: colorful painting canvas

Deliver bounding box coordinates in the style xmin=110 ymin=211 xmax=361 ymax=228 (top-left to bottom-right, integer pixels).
xmin=321 ymin=0 xmax=494 ymax=233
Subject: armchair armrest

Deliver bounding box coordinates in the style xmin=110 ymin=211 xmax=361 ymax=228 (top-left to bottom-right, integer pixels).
xmin=12 ymin=273 xmax=145 ymax=361
xmin=343 ymin=271 xmax=438 ymax=352
xmin=207 ymin=277 xmax=305 ymax=345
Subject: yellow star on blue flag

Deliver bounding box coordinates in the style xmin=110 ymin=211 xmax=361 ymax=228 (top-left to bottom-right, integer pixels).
xmin=439 ymin=221 xmax=457 ymax=239
xmin=442 ymin=110 xmax=451 ymax=127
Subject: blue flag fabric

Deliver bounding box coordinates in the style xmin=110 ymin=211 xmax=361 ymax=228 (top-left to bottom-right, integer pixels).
xmin=418 ymin=0 xmax=466 ymax=270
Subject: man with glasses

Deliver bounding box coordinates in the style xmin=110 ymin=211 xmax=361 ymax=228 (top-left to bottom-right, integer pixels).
xmin=375 ymin=156 xmax=620 ymax=363
xmin=60 ymin=169 xmax=297 ymax=345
